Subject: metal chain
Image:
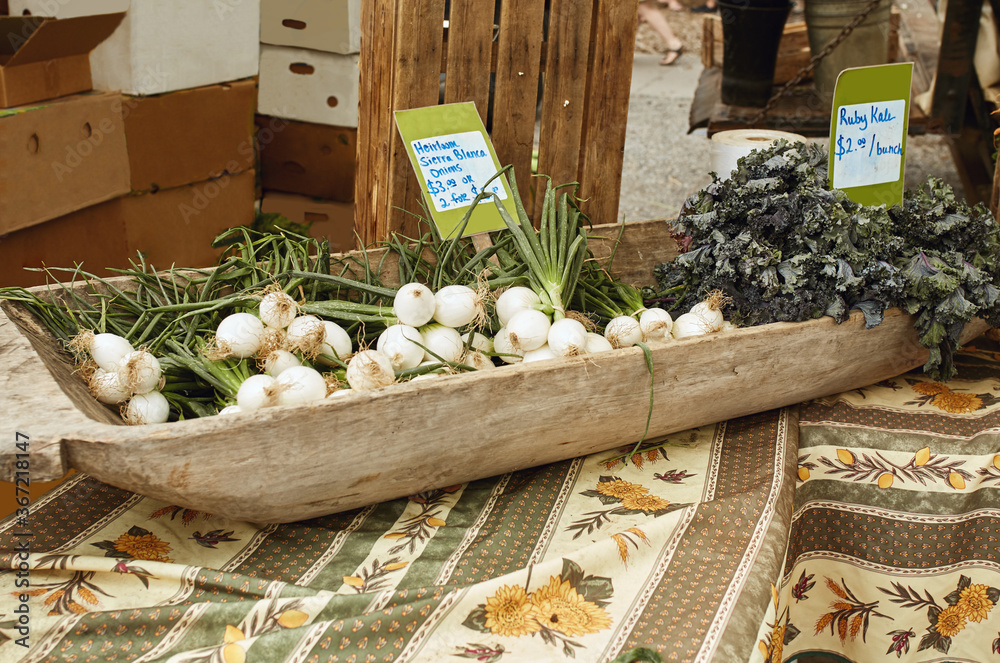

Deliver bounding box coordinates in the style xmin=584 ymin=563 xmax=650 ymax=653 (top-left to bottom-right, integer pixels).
xmin=748 ymin=0 xmax=886 ymax=124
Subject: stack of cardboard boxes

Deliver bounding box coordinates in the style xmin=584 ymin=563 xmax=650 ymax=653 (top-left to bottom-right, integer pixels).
xmin=256 ymin=0 xmax=359 ymax=253
xmin=0 ymin=0 xmax=260 ymax=287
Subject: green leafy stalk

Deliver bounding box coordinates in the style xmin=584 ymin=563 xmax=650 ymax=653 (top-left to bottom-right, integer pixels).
xmin=490 ymin=169 xmax=589 ymax=319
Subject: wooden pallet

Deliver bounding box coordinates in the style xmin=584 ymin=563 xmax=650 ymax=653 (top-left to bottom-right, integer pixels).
xmin=355 ymin=0 xmax=639 ymax=245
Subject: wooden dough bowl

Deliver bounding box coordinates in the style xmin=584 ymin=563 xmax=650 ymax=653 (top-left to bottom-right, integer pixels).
xmin=0 ymin=219 xmax=986 ymax=522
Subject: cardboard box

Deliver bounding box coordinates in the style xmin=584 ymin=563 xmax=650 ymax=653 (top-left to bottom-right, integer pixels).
xmin=10 ymin=0 xmax=260 ymax=95
xmin=123 ymin=170 xmax=256 ymax=269
xmin=256 ymin=115 xmax=356 ymax=202
xmin=0 ymin=91 xmax=130 ymax=235
xmin=0 ymin=194 xmax=129 ymax=287
xmin=260 ymin=191 xmax=356 ymax=253
xmin=0 ymin=13 xmax=123 ymax=107
xmin=0 ymin=170 xmax=255 ymax=287
xmin=123 ymin=79 xmax=258 ymax=192
xmin=260 ymin=0 xmax=361 ymax=55
xmin=259 ymin=45 xmax=359 ymax=127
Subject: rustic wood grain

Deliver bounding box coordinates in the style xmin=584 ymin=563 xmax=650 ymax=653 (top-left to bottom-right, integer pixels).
xmin=358 ymin=0 xmax=639 ymax=241
xmin=578 ymin=0 xmax=638 ymax=225
xmin=356 ymin=0 xmax=397 ymax=247
xmin=385 ymin=0 xmax=447 ymax=240
xmin=443 ymin=0 xmax=495 ymax=124
xmin=535 ymin=0 xmax=593 ymax=221
xmin=1 ymin=219 xmax=985 ymax=521
xmin=492 ymin=0 xmax=546 ymax=209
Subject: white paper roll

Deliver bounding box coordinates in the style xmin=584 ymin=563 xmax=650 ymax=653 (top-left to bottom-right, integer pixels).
xmin=710 ymin=129 xmax=807 ymax=180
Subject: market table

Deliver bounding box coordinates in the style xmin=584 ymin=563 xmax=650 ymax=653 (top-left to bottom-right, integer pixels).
xmin=3 ymin=333 xmax=1000 ymax=663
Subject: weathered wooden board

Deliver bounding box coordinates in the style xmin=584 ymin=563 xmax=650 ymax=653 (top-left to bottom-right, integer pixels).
xmin=0 ymin=219 xmax=986 ymax=522
xmin=356 ymin=0 xmax=638 ymax=239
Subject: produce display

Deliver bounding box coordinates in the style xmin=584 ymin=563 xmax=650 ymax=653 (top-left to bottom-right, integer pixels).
xmin=652 ymin=141 xmax=1000 ymax=379
xmin=0 ymin=174 xmax=704 ymax=429
xmin=3 ymin=144 xmax=995 ymax=435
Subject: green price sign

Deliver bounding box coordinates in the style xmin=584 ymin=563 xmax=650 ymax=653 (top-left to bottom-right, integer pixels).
xmin=394 ymin=102 xmax=515 ymax=239
xmin=828 ymin=62 xmax=913 ymax=207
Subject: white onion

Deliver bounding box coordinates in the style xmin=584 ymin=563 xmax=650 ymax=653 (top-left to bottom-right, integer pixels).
xmin=285 ymin=315 xmax=326 ymax=355
xmin=523 ymin=344 xmax=558 ymax=363
xmin=585 ymin=332 xmax=615 ymax=354
xmin=420 ymin=323 xmax=464 ymax=362
xmin=327 ymin=388 xmax=353 ymax=398
xmin=216 ymin=312 xmax=266 ymax=358
xmin=276 ymin=366 xmax=327 ymax=406
xmin=493 ymin=327 xmax=523 ymax=363
xmin=124 ymin=391 xmax=170 ymax=425
xmin=433 ymin=284 xmax=480 ymax=328
xmin=721 ymin=321 xmax=739 ymax=332
xmin=258 ymin=291 xmax=298 ymax=329
xmin=463 ymin=350 xmax=495 ymax=370
xmin=393 ymin=282 xmax=436 ymax=327
xmin=496 ymin=286 xmax=542 ymax=326
xmin=262 ymin=349 xmax=301 ymax=377
xmin=218 ymin=404 xmax=242 ymax=415
xmin=116 ymin=350 xmax=162 ymax=395
xmin=506 ymin=309 xmax=551 ymax=352
xmin=89 ymin=368 xmax=131 ymax=405
xmin=547 ymin=318 xmax=588 ymax=356
xmin=237 ymin=374 xmax=281 ymax=411
xmin=259 ymin=326 xmax=287 ymax=358
xmin=462 ymin=331 xmax=494 ymax=354
xmin=690 ymin=301 xmax=724 ymax=331
xmin=346 ymin=350 xmax=396 ymax=391
xmin=321 ymin=321 xmax=354 ymax=362
xmin=88 ymin=333 xmax=134 ymax=372
xmin=377 ymin=324 xmax=424 ymax=370
xmin=639 ymin=308 xmax=673 ymax=341
xmin=604 ymin=316 xmax=643 ymax=348
xmin=672 ymin=312 xmax=715 ymax=338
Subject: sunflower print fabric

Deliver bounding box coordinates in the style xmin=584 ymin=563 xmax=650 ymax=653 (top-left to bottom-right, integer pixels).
xmin=757 ymin=333 xmax=1000 ymax=662
xmin=0 ymin=412 xmax=793 ymax=662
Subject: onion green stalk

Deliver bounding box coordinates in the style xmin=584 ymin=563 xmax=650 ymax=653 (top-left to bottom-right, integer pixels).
xmin=489 ymin=168 xmax=589 ymax=320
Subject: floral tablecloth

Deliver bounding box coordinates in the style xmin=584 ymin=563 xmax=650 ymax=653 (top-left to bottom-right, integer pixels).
xmin=763 ymin=332 xmax=1000 ymax=663
xmin=4 ymin=334 xmax=1000 ymax=663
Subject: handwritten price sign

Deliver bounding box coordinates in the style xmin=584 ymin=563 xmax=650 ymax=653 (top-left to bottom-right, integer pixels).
xmin=831 ymin=100 xmax=905 ymax=190
xmin=395 ymin=103 xmax=513 ymax=239
xmin=826 ymin=63 xmax=912 ymax=207
xmin=412 ymin=131 xmax=508 ymax=212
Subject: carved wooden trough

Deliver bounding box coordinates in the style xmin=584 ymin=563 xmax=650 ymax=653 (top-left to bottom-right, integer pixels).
xmin=0 ymin=219 xmax=987 ymax=522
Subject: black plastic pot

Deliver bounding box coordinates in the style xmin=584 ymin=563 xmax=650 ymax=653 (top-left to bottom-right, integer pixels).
xmin=718 ymin=0 xmax=793 ymax=107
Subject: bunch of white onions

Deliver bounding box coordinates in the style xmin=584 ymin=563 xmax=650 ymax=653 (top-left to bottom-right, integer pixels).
xmin=376 ymin=282 xmax=491 ymax=377
xmin=209 ymin=294 xmax=355 ymax=414
xmin=602 ymin=307 xmax=674 ymax=349
xmin=491 ymin=287 xmax=613 ymax=364
xmin=73 ymin=331 xmax=169 ymax=425
xmin=671 ymin=290 xmax=731 ymax=339
xmin=233 ymin=364 xmax=329 ymax=413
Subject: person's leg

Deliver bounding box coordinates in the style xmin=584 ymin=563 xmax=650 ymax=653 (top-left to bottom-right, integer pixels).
xmin=637 ymin=2 xmax=684 ymax=64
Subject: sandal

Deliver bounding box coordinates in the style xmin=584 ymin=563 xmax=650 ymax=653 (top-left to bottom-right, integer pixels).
xmin=659 ymin=45 xmax=683 ymax=66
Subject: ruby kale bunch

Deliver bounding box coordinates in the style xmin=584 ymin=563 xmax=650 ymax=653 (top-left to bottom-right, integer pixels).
xmin=652 ymin=141 xmax=1000 ymax=379
xmin=890 ymin=178 xmax=1000 ymax=378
